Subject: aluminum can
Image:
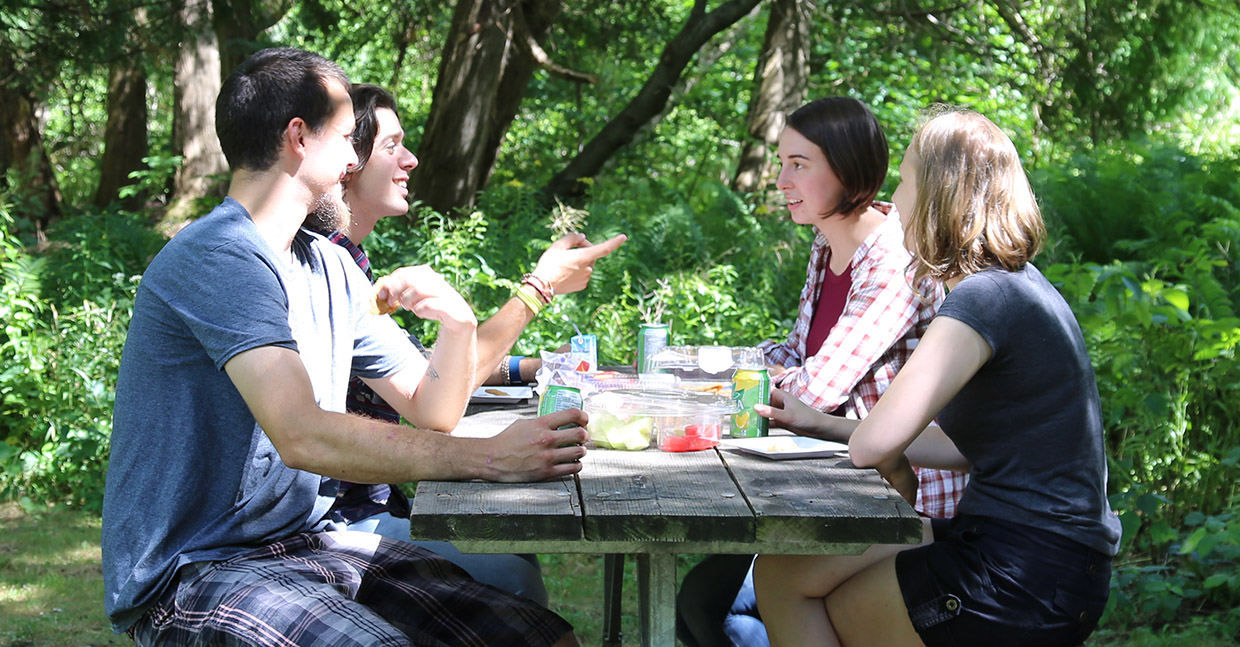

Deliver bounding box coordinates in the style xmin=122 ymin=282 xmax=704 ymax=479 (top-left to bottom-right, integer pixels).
xmin=636 ymin=323 xmax=670 ymax=374
xmin=538 ymin=385 xmax=583 ymax=417
xmin=730 ymin=368 xmax=770 ymax=438
xmin=569 ymin=334 xmax=598 ymax=372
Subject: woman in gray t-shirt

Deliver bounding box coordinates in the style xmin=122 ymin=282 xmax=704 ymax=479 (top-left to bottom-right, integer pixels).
xmin=752 ymin=108 xmax=1121 ymax=647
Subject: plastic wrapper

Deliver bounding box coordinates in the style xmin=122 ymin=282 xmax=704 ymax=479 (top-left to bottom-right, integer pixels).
xmin=533 ymin=351 xmax=676 ymax=401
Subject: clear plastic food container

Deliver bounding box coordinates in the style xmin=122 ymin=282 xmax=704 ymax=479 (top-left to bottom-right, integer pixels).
xmin=643 ymin=346 xmax=764 ymax=394
xmin=584 ymin=389 xmax=738 ymax=452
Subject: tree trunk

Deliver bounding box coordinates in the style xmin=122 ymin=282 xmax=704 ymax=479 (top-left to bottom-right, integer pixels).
xmin=412 ymin=0 xmax=564 ymax=216
xmin=732 ymin=0 xmax=809 ymax=194
xmin=163 ymin=0 xmax=228 ymax=234
xmin=94 ymin=59 xmax=150 ymax=210
xmin=212 ymin=0 xmax=294 ymax=82
xmin=542 ymin=0 xmax=764 ymax=202
xmin=0 ymin=50 xmax=62 ymax=242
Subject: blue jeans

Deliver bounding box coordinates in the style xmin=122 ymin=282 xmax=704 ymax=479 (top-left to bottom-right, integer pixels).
xmin=676 ymin=554 xmax=769 ymax=647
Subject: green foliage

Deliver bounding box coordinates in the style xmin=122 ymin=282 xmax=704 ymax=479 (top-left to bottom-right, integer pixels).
xmin=1104 ymin=497 xmax=1240 ymax=631
xmin=364 ymin=178 xmax=806 ymax=366
xmin=271 ymin=0 xmax=456 ymax=129
xmin=41 ymin=209 xmax=166 ymax=305
xmin=1045 ymin=0 xmax=1240 ymax=148
xmin=813 ymin=2 xmax=1041 ymax=168
xmin=1036 ymin=145 xmax=1240 ymax=535
xmin=1036 ymin=142 xmax=1240 ymax=270
xmin=0 ymin=201 xmax=157 ymax=511
xmin=1032 ymin=142 xmax=1240 ymax=632
xmin=119 ymin=154 xmax=184 ymax=204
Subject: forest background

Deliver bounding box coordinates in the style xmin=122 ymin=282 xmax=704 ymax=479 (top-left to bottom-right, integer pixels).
xmin=2 ymin=0 xmax=1239 ymax=643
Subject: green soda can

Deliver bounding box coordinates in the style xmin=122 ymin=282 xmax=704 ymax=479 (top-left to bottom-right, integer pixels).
xmin=730 ymin=368 xmax=771 ymax=438
xmin=636 ymin=322 xmax=670 ymax=374
xmin=539 ymin=385 xmax=583 ymax=417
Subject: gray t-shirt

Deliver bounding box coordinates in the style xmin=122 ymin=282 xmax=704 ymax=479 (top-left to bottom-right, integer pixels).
xmin=102 ymin=198 xmax=418 ymax=631
xmin=935 ymin=263 xmax=1122 ymax=556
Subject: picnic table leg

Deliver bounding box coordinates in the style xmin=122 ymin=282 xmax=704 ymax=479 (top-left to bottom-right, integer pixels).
xmin=601 ymin=553 xmax=625 ymax=647
xmin=637 ymin=552 xmax=677 ymax=647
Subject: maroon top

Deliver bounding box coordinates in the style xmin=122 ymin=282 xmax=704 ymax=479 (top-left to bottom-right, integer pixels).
xmin=805 ymin=261 xmax=852 ymax=357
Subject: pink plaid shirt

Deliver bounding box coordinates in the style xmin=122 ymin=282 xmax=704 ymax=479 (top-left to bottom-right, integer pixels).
xmin=759 ymin=205 xmax=967 ymax=518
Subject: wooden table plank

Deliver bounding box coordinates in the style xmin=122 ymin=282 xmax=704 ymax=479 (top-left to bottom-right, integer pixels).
xmin=578 ymin=448 xmax=754 ymax=545
xmin=409 ymin=476 xmax=582 ymax=542
xmin=720 ymin=446 xmax=924 ymax=548
xmin=454 ymin=402 xmax=539 ymax=436
xmin=637 ymin=553 xmax=677 ymax=647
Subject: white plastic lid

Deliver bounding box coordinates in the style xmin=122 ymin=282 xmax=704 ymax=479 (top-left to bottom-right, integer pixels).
xmin=585 ymin=388 xmax=738 ymax=417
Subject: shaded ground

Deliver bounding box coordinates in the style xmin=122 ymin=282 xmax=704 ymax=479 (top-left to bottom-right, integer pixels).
xmin=1 ymin=503 xmax=1233 ymax=646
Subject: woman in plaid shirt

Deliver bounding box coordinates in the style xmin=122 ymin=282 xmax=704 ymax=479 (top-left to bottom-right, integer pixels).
xmin=757 ymin=99 xmax=966 ymax=520
xmin=676 ymin=97 xmax=966 ymax=647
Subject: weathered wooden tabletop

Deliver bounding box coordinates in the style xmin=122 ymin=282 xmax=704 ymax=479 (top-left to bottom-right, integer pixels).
xmin=410 ymin=400 xmax=921 ymax=647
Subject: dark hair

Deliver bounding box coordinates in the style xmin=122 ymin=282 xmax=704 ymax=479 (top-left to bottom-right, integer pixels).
xmin=348 ymin=84 xmax=401 ymax=173
xmin=786 ymin=97 xmax=889 ymax=218
xmin=215 ymin=48 xmax=350 ymax=171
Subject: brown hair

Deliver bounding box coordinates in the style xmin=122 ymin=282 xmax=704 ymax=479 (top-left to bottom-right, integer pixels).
xmin=903 ymin=108 xmax=1044 ymax=285
xmin=786 ymin=97 xmax=888 ymax=218
xmin=347 ymin=83 xmax=401 ymax=173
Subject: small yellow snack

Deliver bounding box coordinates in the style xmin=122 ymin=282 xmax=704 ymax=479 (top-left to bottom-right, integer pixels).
xmin=369 ymin=278 xmax=399 ymax=316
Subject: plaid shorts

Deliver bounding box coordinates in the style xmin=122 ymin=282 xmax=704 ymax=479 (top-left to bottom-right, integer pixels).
xmin=128 ymin=531 xmax=572 ymax=647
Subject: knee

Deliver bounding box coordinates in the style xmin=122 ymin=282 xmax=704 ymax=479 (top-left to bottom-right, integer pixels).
xmin=752 ymin=555 xmax=778 ymax=602
xmin=483 ymin=554 xmax=548 ymax=606
xmin=753 ymin=554 xmax=813 ymax=608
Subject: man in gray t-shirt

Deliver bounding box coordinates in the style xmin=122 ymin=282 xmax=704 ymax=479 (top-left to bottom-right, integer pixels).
xmin=102 ymin=48 xmax=586 ymax=647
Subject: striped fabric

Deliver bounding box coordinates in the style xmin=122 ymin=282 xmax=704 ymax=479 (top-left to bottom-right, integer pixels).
xmin=128 ymin=531 xmax=571 ymax=647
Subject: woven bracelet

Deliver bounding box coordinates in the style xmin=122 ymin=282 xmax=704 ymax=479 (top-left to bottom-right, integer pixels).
xmin=514 ymin=285 xmax=543 ymax=316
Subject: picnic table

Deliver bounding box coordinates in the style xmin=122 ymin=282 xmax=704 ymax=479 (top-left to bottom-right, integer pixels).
xmin=409 ymin=398 xmax=922 ymax=647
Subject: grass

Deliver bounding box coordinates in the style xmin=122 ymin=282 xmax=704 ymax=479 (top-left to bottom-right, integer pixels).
xmin=1 ymin=503 xmax=1236 ymax=647
xmin=0 ymin=504 xmax=127 ymax=647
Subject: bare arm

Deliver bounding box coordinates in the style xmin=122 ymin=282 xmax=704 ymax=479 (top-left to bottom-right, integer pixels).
xmin=848 ymin=316 xmax=989 ymax=473
xmin=472 ymin=232 xmax=627 ymax=390
xmin=364 ymin=264 xmax=477 ymax=431
xmin=756 ymin=388 xmax=971 ymax=472
xmin=224 ymin=345 xmax=589 ymax=483
xmin=474 ymin=297 xmax=537 ymax=389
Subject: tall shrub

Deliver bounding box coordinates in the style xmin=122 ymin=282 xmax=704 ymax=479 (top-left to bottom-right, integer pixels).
xmin=0 ymin=204 xmax=160 ymax=510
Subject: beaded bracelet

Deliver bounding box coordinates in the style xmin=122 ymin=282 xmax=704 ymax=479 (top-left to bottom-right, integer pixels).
xmin=500 ymin=356 xmax=512 ymax=385
xmin=514 ymin=284 xmax=544 ymax=316
xmin=521 ymin=273 xmax=554 ymax=304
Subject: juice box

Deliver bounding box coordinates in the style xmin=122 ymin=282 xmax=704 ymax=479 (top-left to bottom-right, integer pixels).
xmin=569 ymin=334 xmax=598 ymax=372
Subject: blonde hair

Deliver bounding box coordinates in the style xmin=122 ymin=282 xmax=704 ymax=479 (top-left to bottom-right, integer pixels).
xmin=904 ymin=108 xmax=1044 ymax=286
